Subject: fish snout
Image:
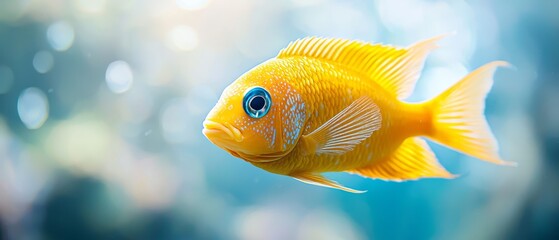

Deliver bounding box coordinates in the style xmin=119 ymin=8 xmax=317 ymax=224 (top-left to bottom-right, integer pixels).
xmin=202 ymin=120 xmax=244 ymax=142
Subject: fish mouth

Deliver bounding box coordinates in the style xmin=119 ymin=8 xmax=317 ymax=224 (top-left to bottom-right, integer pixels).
xmin=229 ymin=150 xmax=289 ymax=163
xmin=203 ymin=120 xmax=286 ymax=163
xmin=202 ymin=120 xmax=244 ymax=142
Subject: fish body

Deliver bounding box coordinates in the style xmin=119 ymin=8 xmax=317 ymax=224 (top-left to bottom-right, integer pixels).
xmin=246 ymin=57 xmax=425 ymax=173
xmin=203 ymin=35 xmax=513 ymax=192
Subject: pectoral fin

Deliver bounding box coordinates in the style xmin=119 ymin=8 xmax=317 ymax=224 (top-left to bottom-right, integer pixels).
xmin=292 ymin=172 xmax=366 ymax=193
xmin=300 ymin=96 xmax=382 ymax=155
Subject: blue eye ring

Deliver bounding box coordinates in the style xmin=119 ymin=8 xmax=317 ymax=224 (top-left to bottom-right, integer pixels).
xmin=243 ymin=87 xmax=272 ymax=119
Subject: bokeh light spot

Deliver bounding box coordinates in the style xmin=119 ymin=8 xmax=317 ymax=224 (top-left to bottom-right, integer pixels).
xmin=297 ymin=209 xmax=365 ymax=240
xmin=0 ymin=65 xmax=14 ymax=94
xmin=45 ymin=115 xmax=111 ymax=174
xmin=47 ymin=21 xmax=75 ymax=51
xmin=17 ymin=88 xmax=49 ymax=129
xmin=176 ymin=0 xmax=210 ymax=11
xmin=415 ymin=63 xmax=468 ymax=100
xmin=105 ymin=60 xmax=133 ymax=94
xmin=77 ymin=0 xmax=106 ymax=13
xmin=377 ymin=0 xmax=425 ymax=32
xmin=235 ymin=206 xmax=298 ymax=240
xmin=166 ymin=25 xmax=199 ymax=51
xmin=32 ymin=50 xmax=54 ymax=74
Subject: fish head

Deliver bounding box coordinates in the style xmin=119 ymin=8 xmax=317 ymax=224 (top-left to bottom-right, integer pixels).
xmin=203 ymin=60 xmax=307 ymax=163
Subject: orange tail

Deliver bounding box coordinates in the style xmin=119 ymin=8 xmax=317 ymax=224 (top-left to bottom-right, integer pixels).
xmin=426 ymin=61 xmax=515 ymax=166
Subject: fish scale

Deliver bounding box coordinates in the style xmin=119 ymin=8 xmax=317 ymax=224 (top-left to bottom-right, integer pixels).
xmin=252 ymin=57 xmax=422 ymax=175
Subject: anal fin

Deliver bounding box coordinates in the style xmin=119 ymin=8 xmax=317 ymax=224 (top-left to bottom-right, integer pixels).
xmin=292 ymin=173 xmax=366 ymax=193
xmin=348 ymin=137 xmax=455 ymax=181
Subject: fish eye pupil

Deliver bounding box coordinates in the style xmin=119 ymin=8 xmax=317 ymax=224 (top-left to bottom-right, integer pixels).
xmin=249 ymin=96 xmax=265 ymax=111
xmin=243 ymin=87 xmax=272 ymax=119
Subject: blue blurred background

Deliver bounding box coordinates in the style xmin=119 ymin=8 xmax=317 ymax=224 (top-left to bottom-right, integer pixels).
xmin=0 ymin=0 xmax=557 ymax=239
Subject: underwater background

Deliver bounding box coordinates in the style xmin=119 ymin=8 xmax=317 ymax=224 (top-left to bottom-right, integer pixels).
xmin=0 ymin=0 xmax=557 ymax=239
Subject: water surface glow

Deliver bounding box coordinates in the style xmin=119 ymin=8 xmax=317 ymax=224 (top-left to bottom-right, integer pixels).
xmin=77 ymin=0 xmax=106 ymax=13
xmin=167 ymin=25 xmax=199 ymax=51
xmin=176 ymin=0 xmax=210 ymax=11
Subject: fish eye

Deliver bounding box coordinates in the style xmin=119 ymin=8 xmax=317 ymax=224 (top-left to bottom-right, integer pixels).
xmin=243 ymin=87 xmax=271 ymax=118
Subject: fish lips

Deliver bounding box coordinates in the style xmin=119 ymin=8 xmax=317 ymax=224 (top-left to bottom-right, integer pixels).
xmin=202 ymin=120 xmax=244 ymax=143
xmin=202 ymin=120 xmax=286 ymax=163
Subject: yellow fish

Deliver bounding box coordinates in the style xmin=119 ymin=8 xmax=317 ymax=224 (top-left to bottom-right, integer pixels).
xmin=202 ymin=35 xmax=514 ymax=193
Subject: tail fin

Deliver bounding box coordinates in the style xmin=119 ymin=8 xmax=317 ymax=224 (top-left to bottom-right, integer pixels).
xmin=427 ymin=61 xmax=515 ymax=166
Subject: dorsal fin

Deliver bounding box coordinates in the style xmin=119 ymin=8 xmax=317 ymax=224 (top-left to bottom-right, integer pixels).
xmin=277 ymin=35 xmax=446 ymax=99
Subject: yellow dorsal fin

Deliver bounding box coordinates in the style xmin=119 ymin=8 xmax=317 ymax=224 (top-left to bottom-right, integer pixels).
xmin=277 ymin=35 xmax=446 ymax=99
xmin=347 ymin=137 xmax=455 ymax=181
